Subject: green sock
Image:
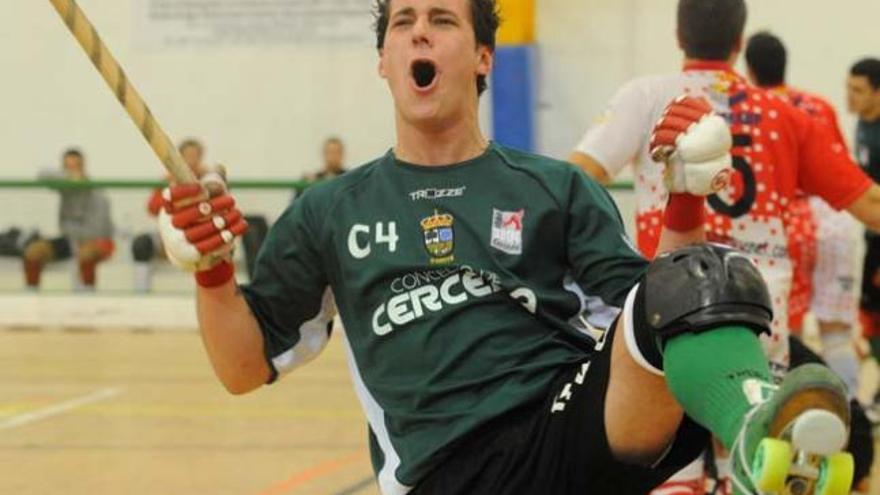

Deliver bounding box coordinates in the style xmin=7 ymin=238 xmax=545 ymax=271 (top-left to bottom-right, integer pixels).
xmin=663 ymin=326 xmax=772 ymax=450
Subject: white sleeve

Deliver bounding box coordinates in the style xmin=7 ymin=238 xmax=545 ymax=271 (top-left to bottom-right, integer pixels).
xmin=574 ymin=78 xmax=654 ymax=178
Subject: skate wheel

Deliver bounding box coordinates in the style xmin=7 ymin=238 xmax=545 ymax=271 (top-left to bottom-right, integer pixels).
xmin=752 ymin=438 xmax=792 ymax=493
xmin=815 ymin=452 xmax=854 ymax=495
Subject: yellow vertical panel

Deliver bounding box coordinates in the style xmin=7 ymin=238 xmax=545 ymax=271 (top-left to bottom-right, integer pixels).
xmin=497 ymin=0 xmax=535 ymax=45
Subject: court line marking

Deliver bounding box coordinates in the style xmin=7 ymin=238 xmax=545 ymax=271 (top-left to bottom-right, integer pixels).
xmin=254 ymin=450 xmax=368 ymax=495
xmin=332 ymin=476 xmax=376 ymax=495
xmin=0 ymin=387 xmax=123 ymax=431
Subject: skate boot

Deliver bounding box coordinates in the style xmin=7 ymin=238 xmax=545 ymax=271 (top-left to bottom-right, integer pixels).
xmin=729 ymin=364 xmax=854 ymax=495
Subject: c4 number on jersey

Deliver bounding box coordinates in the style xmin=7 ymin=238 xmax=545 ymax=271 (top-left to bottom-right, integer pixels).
xmin=348 ymin=222 xmax=399 ymax=259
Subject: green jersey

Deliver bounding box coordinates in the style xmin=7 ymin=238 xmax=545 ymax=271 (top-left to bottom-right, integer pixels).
xmin=856 ymin=119 xmax=880 ymax=183
xmin=856 ymin=119 xmax=880 ymax=237
xmin=242 ymin=143 xmax=647 ymax=494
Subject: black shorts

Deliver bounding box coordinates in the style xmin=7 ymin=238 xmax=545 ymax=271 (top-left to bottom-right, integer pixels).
xmin=49 ymin=237 xmax=73 ymax=261
xmin=861 ymin=236 xmax=880 ymax=312
xmin=411 ymin=324 xmax=709 ymax=495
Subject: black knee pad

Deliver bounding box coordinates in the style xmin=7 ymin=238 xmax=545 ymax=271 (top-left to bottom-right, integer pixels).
xmin=131 ymin=234 xmax=155 ymax=262
xmin=640 ymin=243 xmax=773 ymax=344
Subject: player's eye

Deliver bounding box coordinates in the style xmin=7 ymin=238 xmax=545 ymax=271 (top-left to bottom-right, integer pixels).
xmin=392 ymin=17 xmax=414 ymax=28
xmin=434 ymin=16 xmax=456 ymax=26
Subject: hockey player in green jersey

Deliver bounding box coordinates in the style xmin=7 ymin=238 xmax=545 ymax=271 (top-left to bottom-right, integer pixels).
xmin=155 ymin=1 xmax=857 ymax=493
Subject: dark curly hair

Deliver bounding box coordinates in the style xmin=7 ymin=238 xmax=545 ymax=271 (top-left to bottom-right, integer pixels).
xmin=851 ymin=58 xmax=880 ymax=91
xmin=678 ymin=0 xmax=747 ymax=61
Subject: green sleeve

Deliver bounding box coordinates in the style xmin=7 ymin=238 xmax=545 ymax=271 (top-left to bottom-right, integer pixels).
xmin=240 ymin=192 xmax=335 ymax=380
xmin=565 ymin=170 xmax=648 ymax=308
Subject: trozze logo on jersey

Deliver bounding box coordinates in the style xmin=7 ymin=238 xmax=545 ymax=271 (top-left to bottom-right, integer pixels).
xmin=491 ymin=208 xmax=524 ymax=255
xmin=421 ymin=210 xmax=455 ymax=265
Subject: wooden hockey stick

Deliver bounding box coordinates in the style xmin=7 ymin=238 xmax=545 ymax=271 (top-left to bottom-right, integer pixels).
xmin=48 ymin=0 xmax=196 ymax=184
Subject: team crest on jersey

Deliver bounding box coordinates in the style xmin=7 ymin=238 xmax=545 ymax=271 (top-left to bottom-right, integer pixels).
xmin=491 ymin=208 xmax=524 ymax=255
xmin=421 ymin=210 xmax=455 ymax=265
xmin=710 ymin=71 xmax=739 ymax=94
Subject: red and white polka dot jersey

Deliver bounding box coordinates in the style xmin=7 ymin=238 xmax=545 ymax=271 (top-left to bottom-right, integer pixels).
xmin=769 ymin=86 xmax=849 ymax=331
xmin=576 ymin=61 xmax=871 ymax=374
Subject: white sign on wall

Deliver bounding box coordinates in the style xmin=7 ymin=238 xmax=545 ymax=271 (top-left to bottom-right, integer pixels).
xmin=134 ymin=0 xmax=375 ymax=48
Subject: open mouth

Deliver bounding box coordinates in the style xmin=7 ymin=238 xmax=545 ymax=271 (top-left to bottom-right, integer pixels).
xmin=411 ymin=60 xmax=438 ymax=89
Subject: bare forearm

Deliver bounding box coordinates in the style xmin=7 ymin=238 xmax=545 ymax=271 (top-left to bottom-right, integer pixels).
xmin=196 ymin=281 xmax=271 ymax=394
xmin=847 ymin=184 xmax=880 ymax=233
xmin=655 ymin=225 xmax=705 ymax=256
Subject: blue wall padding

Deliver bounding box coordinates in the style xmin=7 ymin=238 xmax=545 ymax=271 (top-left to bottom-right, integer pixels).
xmin=491 ymin=45 xmax=536 ymax=152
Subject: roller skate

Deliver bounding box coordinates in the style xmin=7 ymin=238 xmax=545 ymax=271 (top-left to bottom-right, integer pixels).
xmin=729 ymin=364 xmax=854 ymax=495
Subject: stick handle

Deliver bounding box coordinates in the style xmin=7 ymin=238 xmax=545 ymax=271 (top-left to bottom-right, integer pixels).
xmin=48 ymin=0 xmax=196 ymax=184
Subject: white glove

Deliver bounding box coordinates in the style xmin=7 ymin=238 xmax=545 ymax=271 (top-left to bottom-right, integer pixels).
xmin=650 ymin=96 xmax=733 ymax=196
xmin=157 ymin=172 xmax=247 ymax=273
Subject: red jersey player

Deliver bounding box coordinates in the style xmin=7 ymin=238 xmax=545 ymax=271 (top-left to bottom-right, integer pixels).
xmin=744 ymin=31 xmax=873 ymax=491
xmin=572 ymin=15 xmax=878 ymax=381
xmin=745 ymin=32 xmax=863 ymax=393
xmin=571 ymin=2 xmax=880 ymax=494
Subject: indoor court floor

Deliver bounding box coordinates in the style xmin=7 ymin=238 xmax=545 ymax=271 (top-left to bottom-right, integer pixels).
xmin=1 ymin=326 xmax=879 ymax=495
xmin=0 ymin=329 xmax=376 ymax=495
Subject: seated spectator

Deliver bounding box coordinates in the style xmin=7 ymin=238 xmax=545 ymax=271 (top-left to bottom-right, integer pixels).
xmin=23 ymin=148 xmax=114 ymax=291
xmin=131 ymin=138 xmax=209 ymax=292
xmin=293 ymin=136 xmax=349 ymax=197
xmin=310 ymin=136 xmax=347 ymax=181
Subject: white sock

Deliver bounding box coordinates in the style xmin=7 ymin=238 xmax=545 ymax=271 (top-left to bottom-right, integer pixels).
xmin=650 ymin=457 xmax=704 ymax=494
xmin=134 ymin=262 xmax=153 ymax=293
xmin=821 ymin=332 xmax=860 ymax=400
xmin=715 ymin=454 xmax=732 ymax=495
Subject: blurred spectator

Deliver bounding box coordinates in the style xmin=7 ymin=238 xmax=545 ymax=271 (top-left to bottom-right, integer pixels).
xmin=131 ymin=138 xmax=209 ymax=292
xmin=315 ymin=136 xmax=347 ymax=179
xmin=23 ymin=148 xmax=114 ymax=290
xmin=0 ymin=227 xmax=37 ymax=258
xmin=243 ymin=137 xmax=350 ymax=282
xmin=131 ymin=138 xmax=270 ymax=289
xmin=292 ymin=136 xmax=349 ymax=200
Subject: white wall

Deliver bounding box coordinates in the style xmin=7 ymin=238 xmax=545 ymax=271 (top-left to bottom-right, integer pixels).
xmin=4 ymin=0 xmax=879 ymax=178
xmin=2 ymin=1 xmax=398 ymax=179
xmin=537 ymin=0 xmax=880 ymax=158
xmin=1 ymin=0 xmax=399 ymax=236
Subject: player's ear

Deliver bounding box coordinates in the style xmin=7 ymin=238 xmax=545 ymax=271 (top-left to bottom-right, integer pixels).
xmin=476 ymin=46 xmax=493 ymax=79
xmin=378 ymin=49 xmax=388 ymax=79
xmin=731 ymin=36 xmax=743 ymax=60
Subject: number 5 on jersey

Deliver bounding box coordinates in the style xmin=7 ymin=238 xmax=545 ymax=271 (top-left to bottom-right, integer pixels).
xmin=348 ymin=222 xmax=399 ymax=259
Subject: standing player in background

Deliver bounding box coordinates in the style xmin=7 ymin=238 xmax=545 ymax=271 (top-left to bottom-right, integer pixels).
xmin=744 ymin=32 xmax=875 ymax=490
xmin=571 ymin=0 xmax=880 ymax=379
xmin=570 ymin=1 xmax=880 ymax=493
xmin=146 ymin=1 xmax=867 ymax=493
xmin=745 ymin=31 xmax=862 ymax=400
xmin=847 ymin=57 xmax=880 ymax=418
xmin=23 ymin=148 xmax=114 ymax=291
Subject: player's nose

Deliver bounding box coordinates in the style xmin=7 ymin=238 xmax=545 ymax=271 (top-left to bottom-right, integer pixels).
xmin=411 ymin=16 xmax=431 ymax=46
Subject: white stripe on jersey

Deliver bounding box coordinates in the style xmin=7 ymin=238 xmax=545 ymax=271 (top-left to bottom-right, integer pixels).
xmin=563 ymin=276 xmax=622 ymax=349
xmin=271 ymin=288 xmax=336 ymax=374
xmin=341 ymin=328 xmax=412 ymax=495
